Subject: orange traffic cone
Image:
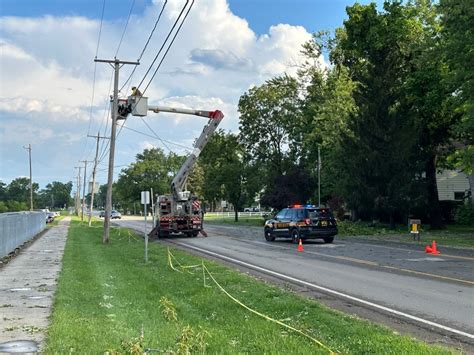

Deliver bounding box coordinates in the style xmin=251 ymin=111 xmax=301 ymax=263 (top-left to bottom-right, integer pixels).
xmin=425 ymin=245 xmax=433 ymax=254
xmin=431 ymin=240 xmax=440 ymax=254
xmin=297 ymin=239 xmax=304 ymax=252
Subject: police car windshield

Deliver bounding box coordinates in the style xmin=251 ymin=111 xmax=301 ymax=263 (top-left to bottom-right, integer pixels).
xmin=308 ymin=208 xmax=333 ymax=219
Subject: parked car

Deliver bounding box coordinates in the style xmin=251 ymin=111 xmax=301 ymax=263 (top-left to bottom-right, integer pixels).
xmin=264 ymin=205 xmax=338 ymax=243
xmin=46 ymin=212 xmax=55 ymax=223
xmin=98 ymin=210 xmax=122 ymax=219
xmin=244 ymin=207 xmax=260 ymax=212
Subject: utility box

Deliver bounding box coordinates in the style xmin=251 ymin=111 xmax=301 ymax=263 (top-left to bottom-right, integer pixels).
xmin=128 ymin=95 xmax=148 ymax=117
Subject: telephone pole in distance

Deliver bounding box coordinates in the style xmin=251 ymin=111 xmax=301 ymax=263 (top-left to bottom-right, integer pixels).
xmin=87 ymin=132 xmax=109 ymax=227
xmin=95 ymin=58 xmax=139 ymax=243
xmin=23 ymin=144 xmax=33 ymax=211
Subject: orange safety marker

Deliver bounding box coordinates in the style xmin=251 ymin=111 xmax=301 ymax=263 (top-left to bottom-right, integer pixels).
xmin=297 ymin=239 xmax=304 ymax=252
xmin=425 ymin=240 xmax=441 ymax=255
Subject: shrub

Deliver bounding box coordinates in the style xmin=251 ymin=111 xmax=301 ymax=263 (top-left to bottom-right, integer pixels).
xmin=456 ymin=201 xmax=474 ymax=225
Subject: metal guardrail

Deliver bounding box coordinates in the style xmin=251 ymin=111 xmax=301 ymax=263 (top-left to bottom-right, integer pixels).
xmin=0 ymin=212 xmax=46 ymax=258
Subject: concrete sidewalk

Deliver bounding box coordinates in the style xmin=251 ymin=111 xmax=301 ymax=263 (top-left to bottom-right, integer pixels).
xmin=0 ymin=217 xmax=70 ymax=353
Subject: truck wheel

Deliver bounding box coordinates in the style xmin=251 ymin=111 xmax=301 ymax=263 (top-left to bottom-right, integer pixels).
xmin=264 ymin=228 xmax=275 ymax=242
xmin=324 ymin=236 xmax=334 ymax=244
xmin=291 ymin=229 xmax=301 ymax=244
xmin=192 ymin=231 xmax=199 ymax=237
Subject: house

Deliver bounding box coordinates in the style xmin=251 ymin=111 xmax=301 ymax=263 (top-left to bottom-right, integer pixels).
xmin=436 ymin=170 xmax=472 ymax=202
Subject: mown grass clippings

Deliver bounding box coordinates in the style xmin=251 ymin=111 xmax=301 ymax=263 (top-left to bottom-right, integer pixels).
xmin=45 ymin=218 xmax=454 ymax=354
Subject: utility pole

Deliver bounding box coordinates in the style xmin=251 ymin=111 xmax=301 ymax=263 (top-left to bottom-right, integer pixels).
xmin=95 ymin=58 xmax=139 ymax=243
xmin=87 ymin=132 xmax=109 ymax=227
xmin=23 ymin=144 xmax=33 ymax=211
xmin=79 ymin=160 xmax=89 ymax=221
xmin=74 ymin=166 xmax=82 ymax=215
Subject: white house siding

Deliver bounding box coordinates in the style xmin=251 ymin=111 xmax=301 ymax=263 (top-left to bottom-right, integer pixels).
xmin=436 ymin=170 xmax=470 ymax=201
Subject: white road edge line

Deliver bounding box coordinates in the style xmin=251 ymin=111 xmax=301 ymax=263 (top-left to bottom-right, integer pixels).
xmin=178 ymin=242 xmax=474 ymax=340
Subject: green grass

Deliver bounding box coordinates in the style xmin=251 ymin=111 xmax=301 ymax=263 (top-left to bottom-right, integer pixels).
xmin=337 ymin=221 xmax=474 ymax=248
xmin=204 ymin=214 xmax=265 ymax=226
xmin=46 ymin=219 xmax=453 ymax=354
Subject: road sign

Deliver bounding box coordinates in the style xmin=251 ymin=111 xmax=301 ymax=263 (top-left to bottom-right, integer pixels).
xmin=141 ymin=191 xmax=150 ymax=205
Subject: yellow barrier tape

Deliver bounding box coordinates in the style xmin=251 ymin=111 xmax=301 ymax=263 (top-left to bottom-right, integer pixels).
xmin=167 ymin=249 xmax=334 ymax=354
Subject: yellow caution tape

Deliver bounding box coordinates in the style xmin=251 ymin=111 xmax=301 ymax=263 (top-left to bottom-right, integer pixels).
xmin=167 ymin=249 xmax=335 ymax=354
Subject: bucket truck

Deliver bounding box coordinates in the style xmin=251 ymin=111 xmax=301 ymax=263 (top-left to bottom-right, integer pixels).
xmin=119 ymin=95 xmax=224 ymax=238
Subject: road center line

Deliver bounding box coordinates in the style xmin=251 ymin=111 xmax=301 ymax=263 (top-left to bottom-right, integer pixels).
xmin=174 ymin=241 xmax=474 ymax=340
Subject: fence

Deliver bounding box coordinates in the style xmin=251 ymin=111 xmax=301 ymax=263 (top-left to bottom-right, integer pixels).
xmin=205 ymin=211 xmax=267 ymax=218
xmin=0 ymin=211 xmax=46 ymax=258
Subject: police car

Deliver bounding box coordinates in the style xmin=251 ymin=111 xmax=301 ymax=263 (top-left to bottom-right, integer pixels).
xmin=264 ymin=205 xmax=338 ymax=243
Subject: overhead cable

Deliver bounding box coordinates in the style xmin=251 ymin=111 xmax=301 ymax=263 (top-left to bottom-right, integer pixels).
xmin=120 ymin=0 xmax=168 ymax=93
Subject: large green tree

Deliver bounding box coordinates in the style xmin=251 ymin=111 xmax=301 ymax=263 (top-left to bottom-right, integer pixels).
xmin=38 ymin=181 xmax=73 ymax=209
xmin=114 ymin=148 xmax=186 ymax=210
xmin=199 ymin=131 xmax=256 ymax=220
xmin=7 ymin=177 xmax=39 ymax=208
xmin=439 ymin=0 xmax=474 ymax=174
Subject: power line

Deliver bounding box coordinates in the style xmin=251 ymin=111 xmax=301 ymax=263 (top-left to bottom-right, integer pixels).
xmin=136 ymin=0 xmax=191 ymax=93
xmin=119 ymin=124 xmax=191 ymax=150
xmin=82 ymin=0 xmax=107 ymax=163
xmin=140 ymin=0 xmax=195 ymax=98
xmin=115 ymin=0 xmax=136 ymax=58
xmin=139 ymin=117 xmax=172 ymax=152
xmin=120 ymin=0 xmax=168 ymax=93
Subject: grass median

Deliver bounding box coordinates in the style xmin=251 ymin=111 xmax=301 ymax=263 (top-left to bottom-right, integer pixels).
xmin=46 ymin=218 xmax=453 ymax=354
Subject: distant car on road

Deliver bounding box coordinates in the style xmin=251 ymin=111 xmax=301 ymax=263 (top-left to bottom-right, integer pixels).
xmin=98 ymin=210 xmax=122 ymax=219
xmin=264 ymin=205 xmax=338 ymax=243
xmin=244 ymin=207 xmax=260 ymax=212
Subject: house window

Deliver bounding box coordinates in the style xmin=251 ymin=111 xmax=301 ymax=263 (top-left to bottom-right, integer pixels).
xmin=454 ymin=192 xmax=465 ymax=201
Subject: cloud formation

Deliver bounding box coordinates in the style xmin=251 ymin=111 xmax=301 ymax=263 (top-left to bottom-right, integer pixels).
xmin=0 ymin=0 xmax=323 ymax=187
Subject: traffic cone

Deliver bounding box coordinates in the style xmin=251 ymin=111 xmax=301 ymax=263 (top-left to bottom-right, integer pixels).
xmin=297 ymin=239 xmax=304 ymax=252
xmin=431 ymin=240 xmax=440 ymax=254
xmin=425 ymin=244 xmax=433 ymax=254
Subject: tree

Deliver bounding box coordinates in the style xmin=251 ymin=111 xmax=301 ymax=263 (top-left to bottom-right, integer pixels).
xmin=114 ymin=148 xmax=186 ymax=210
xmin=38 ymin=181 xmax=73 ymax=209
xmin=238 ymin=75 xmax=303 ymax=176
xmin=199 ymin=131 xmax=254 ymax=221
xmin=238 ymin=76 xmax=310 ymax=209
xmin=439 ymin=0 xmax=474 ymax=174
xmin=7 ymin=177 xmax=39 ymax=208
xmin=327 ymin=1 xmax=455 ymax=226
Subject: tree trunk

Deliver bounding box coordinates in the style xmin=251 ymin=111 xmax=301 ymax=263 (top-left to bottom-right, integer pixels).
xmin=234 ymin=209 xmax=239 ymax=222
xmin=426 ymin=155 xmax=443 ymax=229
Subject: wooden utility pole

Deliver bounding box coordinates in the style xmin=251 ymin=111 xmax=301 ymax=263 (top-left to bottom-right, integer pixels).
xmin=79 ymin=160 xmax=89 ymax=221
xmin=23 ymin=144 xmax=33 ymax=211
xmin=87 ymin=132 xmax=109 ymax=227
xmin=74 ymin=166 xmax=82 ymax=215
xmin=95 ymin=58 xmax=139 ymax=243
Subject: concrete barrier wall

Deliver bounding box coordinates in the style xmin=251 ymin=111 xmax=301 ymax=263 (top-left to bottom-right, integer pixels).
xmin=0 ymin=212 xmax=46 ymax=258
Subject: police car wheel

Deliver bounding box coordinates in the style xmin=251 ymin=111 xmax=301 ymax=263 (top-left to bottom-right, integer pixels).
xmin=291 ymin=229 xmax=300 ymax=244
xmin=264 ymin=228 xmax=275 ymax=242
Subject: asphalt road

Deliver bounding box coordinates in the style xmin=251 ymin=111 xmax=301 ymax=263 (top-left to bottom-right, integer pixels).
xmin=113 ymin=217 xmax=474 ymax=346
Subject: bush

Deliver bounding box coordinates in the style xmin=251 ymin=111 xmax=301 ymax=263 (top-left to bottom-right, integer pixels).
xmin=456 ymin=201 xmax=474 ymax=225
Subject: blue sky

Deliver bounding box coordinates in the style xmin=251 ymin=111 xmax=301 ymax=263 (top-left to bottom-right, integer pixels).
xmin=1 ymin=0 xmax=383 ymax=35
xmin=1 ymin=0 xmax=385 ymax=192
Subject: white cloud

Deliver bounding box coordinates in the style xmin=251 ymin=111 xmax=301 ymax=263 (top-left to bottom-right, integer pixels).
xmin=0 ymin=0 xmax=324 ymax=187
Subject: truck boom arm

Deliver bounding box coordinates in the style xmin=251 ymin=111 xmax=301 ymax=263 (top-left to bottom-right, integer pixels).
xmin=148 ymin=105 xmax=224 ymax=200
